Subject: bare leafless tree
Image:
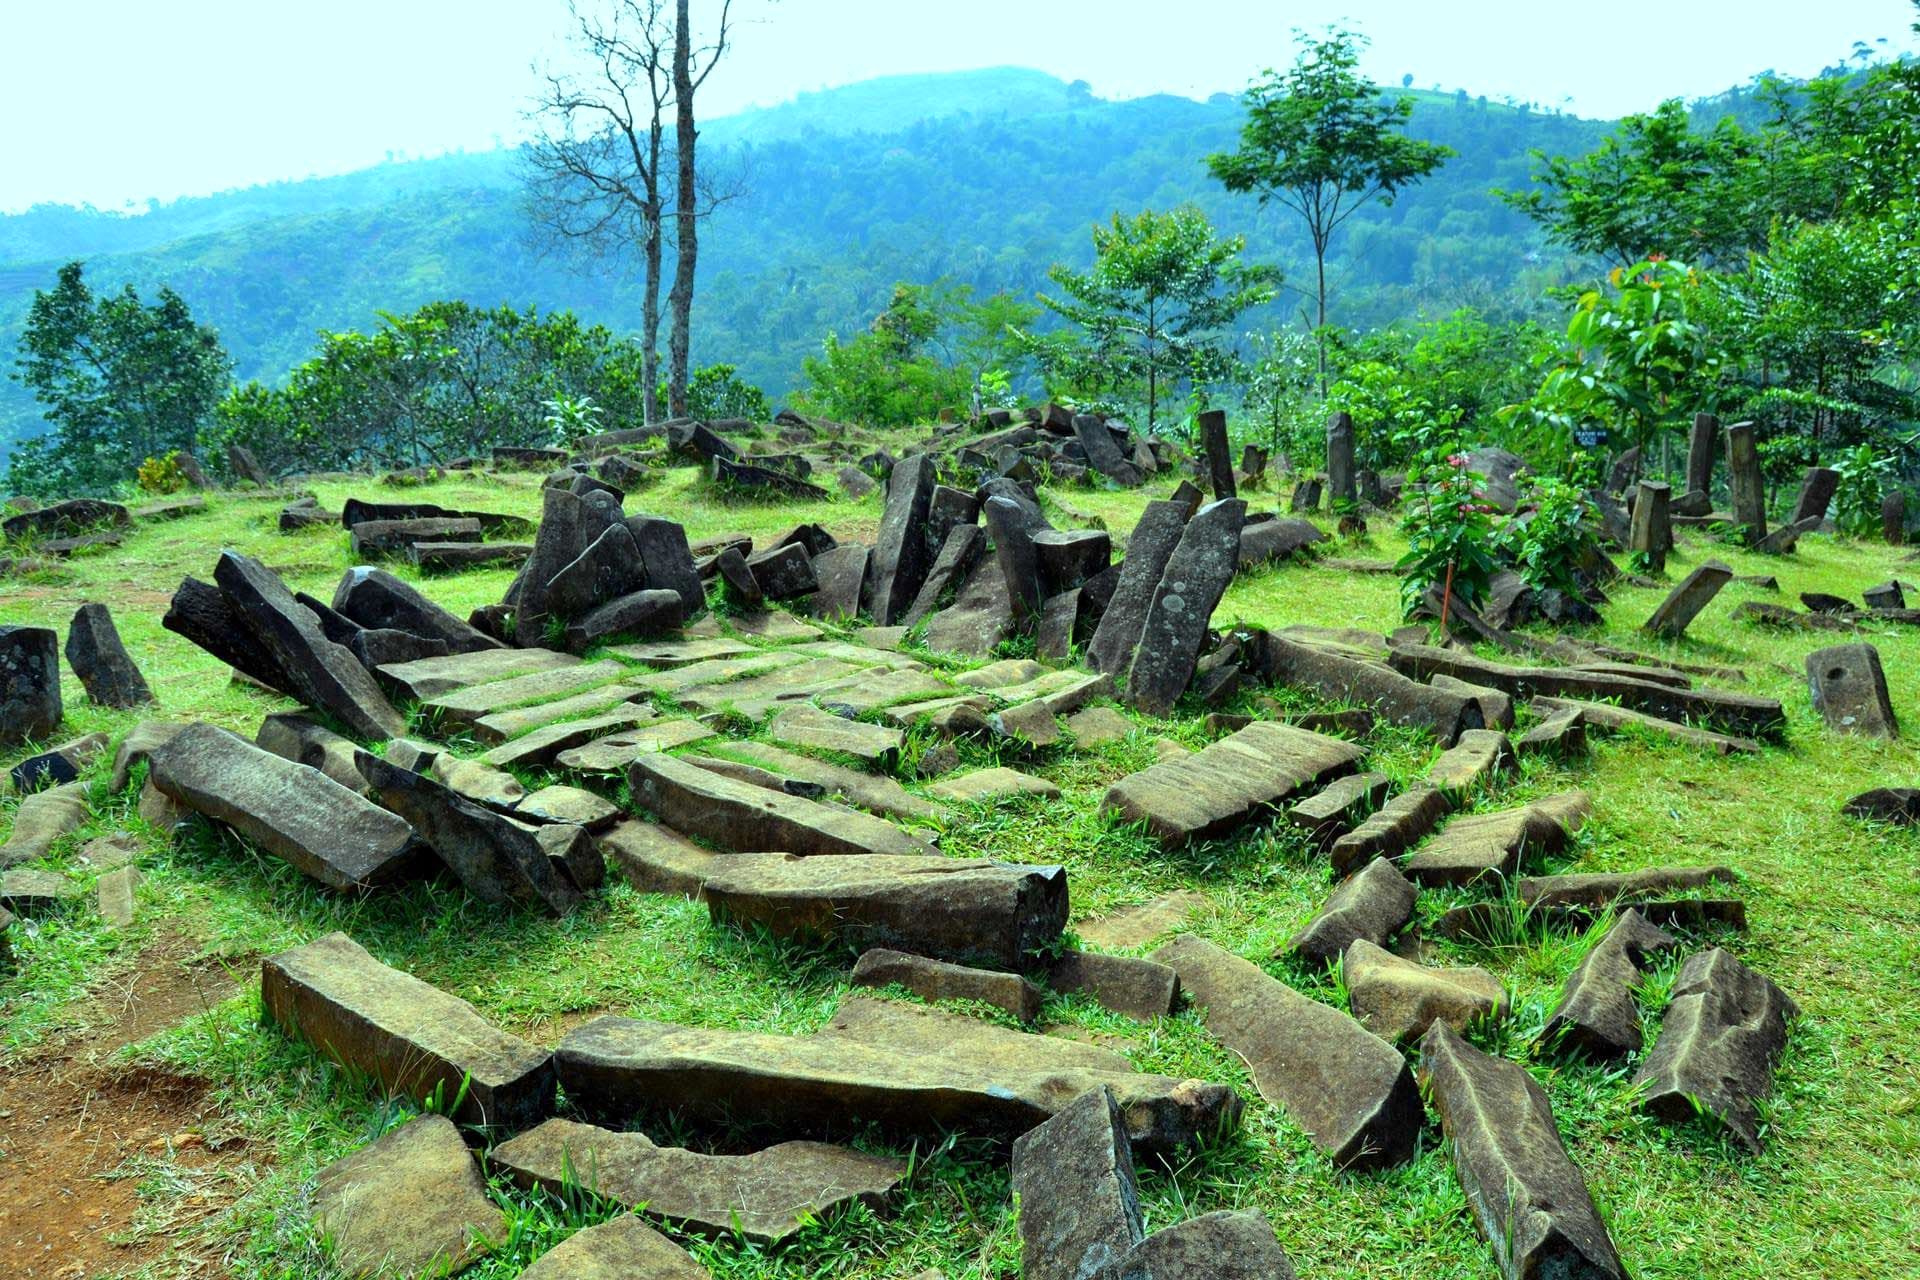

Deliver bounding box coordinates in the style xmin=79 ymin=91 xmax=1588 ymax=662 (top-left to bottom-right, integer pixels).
xmin=524 ymin=0 xmax=673 ymax=424
xmin=668 ymin=0 xmax=734 ymax=416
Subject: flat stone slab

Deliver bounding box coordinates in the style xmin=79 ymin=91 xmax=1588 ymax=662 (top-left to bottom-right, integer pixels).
xmin=148 ymin=725 xmax=419 ymax=892
xmin=1420 ymin=1021 xmax=1628 ymax=1280
xmin=702 ymin=853 xmax=1065 ymax=971
xmin=1044 ymin=951 xmax=1181 ymax=1021
xmin=764 ymin=706 xmax=906 ymax=767
xmin=1329 ymin=787 xmax=1450 ymax=878
xmin=1077 ymin=890 xmax=1208 ymax=950
xmin=688 ymin=609 xmax=824 ymax=643
xmin=927 ymin=767 xmax=1061 ymax=804
xmin=1634 ymin=947 xmax=1797 ymax=1152
xmin=1065 ymin=705 xmax=1135 ymax=745
xmin=1102 ymin=722 xmax=1363 ymax=847
xmin=492 ymin=1117 xmax=905 ymax=1244
xmin=1263 ymin=633 xmax=1481 ymax=746
xmin=673 ymin=657 xmax=868 ymax=718
xmin=1402 ymin=792 xmax=1590 ymax=888
xmin=852 ymin=947 xmax=1043 ymax=1022
xmin=1289 ymin=857 xmax=1416 ymax=967
xmin=1152 ymin=935 xmax=1420 ymax=1170
xmin=1530 ymin=695 xmax=1761 ymax=755
xmin=553 ymin=720 xmax=717 ymax=772
xmin=377 ymin=646 xmax=576 ymax=701
xmin=1288 ymin=771 xmax=1390 ymax=849
xmin=626 ymin=651 xmax=807 ymax=695
xmin=607 ymin=637 xmax=757 ymax=668
xmin=1345 ymin=940 xmax=1505 ymax=1042
xmin=514 ymin=785 xmax=619 ymax=830
xmin=1543 ymin=909 xmax=1678 ymax=1058
xmin=519 ymin=1216 xmax=708 ymax=1280
xmin=1519 ymin=864 xmax=1737 ymax=909
xmin=628 ymin=753 xmax=934 ymax=856
xmin=814 ymin=666 xmax=957 ymax=717
xmin=598 ymin=819 xmax=724 ymax=897
xmin=314 ymin=1115 xmax=505 ymax=1280
xmin=481 ymin=707 xmax=661 ymax=771
xmin=424 ymin=659 xmax=629 ymax=727
xmin=263 ymin=931 xmax=554 ymax=1128
xmin=716 ymin=741 xmax=944 ymax=823
xmin=1424 ymin=729 xmax=1512 ymax=794
xmin=2 ymin=868 xmax=81 ymax=906
xmin=97 ymin=865 xmax=140 ymax=927
xmin=470 ymin=683 xmax=646 ymax=745
xmin=555 ymin=995 xmax=1241 ymax=1156
xmin=1 ymin=783 xmax=88 ymax=867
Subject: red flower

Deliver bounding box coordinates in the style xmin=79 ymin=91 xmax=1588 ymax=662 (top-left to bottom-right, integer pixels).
xmin=1647 ymin=252 xmax=1668 ymax=263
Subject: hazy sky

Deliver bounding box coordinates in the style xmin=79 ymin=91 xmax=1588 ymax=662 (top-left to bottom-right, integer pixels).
xmin=5 ymin=0 xmax=1915 ymax=212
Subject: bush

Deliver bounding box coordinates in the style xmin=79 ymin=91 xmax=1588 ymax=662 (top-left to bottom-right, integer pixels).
xmin=135 ymin=451 xmax=188 ymax=494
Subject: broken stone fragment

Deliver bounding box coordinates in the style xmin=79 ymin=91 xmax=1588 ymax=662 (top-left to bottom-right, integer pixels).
xmin=0 ymin=624 xmax=61 ymax=749
xmin=852 ymin=947 xmax=1044 ymax=1022
xmin=1519 ymin=865 xmax=1737 ymax=910
xmin=555 ymin=995 xmax=1240 ymax=1156
xmin=768 ymin=703 xmax=902 ymax=765
xmin=702 ymin=853 xmax=1066 ymax=972
xmin=313 ymin=1115 xmax=506 ymax=1280
xmin=1043 ymin=950 xmax=1181 ymax=1020
xmin=492 ymin=1117 xmax=905 ymax=1245
xmin=1805 ymin=642 xmax=1898 ymax=738
xmin=1633 ymin=947 xmax=1797 ymax=1152
xmin=8 ymin=731 xmax=109 ymax=794
xmin=1152 ymin=934 xmax=1420 ymax=1170
xmin=1288 ymin=856 xmax=1416 ymax=967
xmin=927 ymin=766 xmax=1060 ymax=804
xmin=627 ymin=752 xmax=933 ymax=857
xmin=65 ymin=603 xmax=154 ymax=708
xmin=1010 ymin=1085 xmax=1143 ymax=1280
xmin=1420 ymin=1021 xmax=1628 ymax=1280
xmin=254 ymin=712 xmax=364 ymax=793
xmin=1542 ymin=909 xmax=1678 ymax=1058
xmin=519 ymin=1216 xmax=710 ymax=1280
xmin=1343 ymin=939 xmax=1505 ymax=1042
xmin=262 ymin=931 xmax=555 ymax=1129
xmin=1329 ymin=786 xmax=1449 ymax=878
xmin=1401 ymin=791 xmax=1590 ymax=888
xmin=1124 ymin=498 xmax=1246 ymax=717
xmin=1287 ymin=770 xmax=1390 ymax=849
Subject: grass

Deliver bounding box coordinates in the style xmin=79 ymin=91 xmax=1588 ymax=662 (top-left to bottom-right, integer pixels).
xmin=3 ymin=457 xmax=1919 ymax=1278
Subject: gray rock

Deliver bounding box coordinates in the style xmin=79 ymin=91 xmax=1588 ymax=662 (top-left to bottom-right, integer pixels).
xmin=1124 ymin=498 xmax=1245 ymax=716
xmin=0 ymin=624 xmax=61 ymax=748
xmin=1329 ymin=786 xmax=1450 ymax=878
xmin=1420 ymin=1021 xmax=1627 ymax=1279
xmin=255 ymin=712 xmax=365 ymax=793
xmin=162 ymin=575 xmax=296 ymax=692
xmin=543 ymin=522 xmax=647 ymax=621
xmin=149 ymin=724 xmax=418 ymax=891
xmin=621 ymin=514 xmax=704 ymax=616
xmin=1033 ymin=527 xmax=1112 ymax=594
xmin=769 ymin=703 xmax=902 ymax=765
xmin=314 ymin=1114 xmax=505 ymax=1279
xmin=375 ymin=645 xmax=576 ymax=702
xmin=265 ymin=933 xmax=554 ymax=1128
xmin=1044 ymin=951 xmax=1181 ymax=1020
xmin=1423 ymin=729 xmax=1513 ymax=795
xmin=628 ymin=752 xmax=934 ymax=857
xmin=516 ymin=486 xmax=620 ymax=644
xmin=704 ymin=853 xmax=1064 ymax=971
xmin=1110 ymin=1210 xmax=1298 ymax=1280
xmin=1086 ymin=500 xmax=1190 ymax=675
xmin=9 ymin=731 xmax=108 ymax=793
xmin=1102 ymin=722 xmax=1362 ymax=847
xmin=520 ymin=1216 xmax=709 ymax=1280
xmin=1289 ymin=856 xmax=1416 ymax=967
xmin=1262 ymin=633 xmax=1480 ymax=746
xmin=65 ymin=603 xmax=153 ymax=708
xmin=1236 ymin=517 xmax=1326 ymax=567
xmin=1153 ymin=934 xmax=1420 ymax=1170
xmin=1074 ymin=413 xmax=1143 ymax=486
xmin=555 ymin=995 xmax=1240 ymax=1156
xmin=1402 ymin=791 xmax=1590 ymax=888
xmin=1287 ymin=770 xmax=1390 ymax=848
xmin=921 ymin=548 xmax=1015 ymax=656
xmin=852 ymin=947 xmax=1044 ymax=1022
xmin=1345 ymin=940 xmax=1505 ymax=1042
xmin=1634 ymin=947 xmax=1797 ymax=1152
xmin=809 ymin=543 xmax=870 ymax=619
xmin=867 ymin=452 xmax=937 ymax=624
xmin=1543 ymin=909 xmax=1678 ymax=1058
xmin=561 ymin=589 xmax=684 ymax=653
xmin=1643 ymin=560 xmax=1734 ymax=638
xmin=1806 ymin=642 xmax=1897 ymax=737
xmin=1519 ymin=865 xmax=1738 ymax=910
xmin=1011 ymin=1085 xmax=1144 ymax=1280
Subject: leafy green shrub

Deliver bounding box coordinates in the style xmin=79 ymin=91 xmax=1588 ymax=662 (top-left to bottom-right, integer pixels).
xmin=135 ymin=451 xmax=188 ymax=494
xmin=1499 ymin=473 xmax=1599 ymax=596
xmin=1397 ymin=451 xmax=1499 ymax=617
xmin=1833 ymin=442 xmax=1896 ymax=537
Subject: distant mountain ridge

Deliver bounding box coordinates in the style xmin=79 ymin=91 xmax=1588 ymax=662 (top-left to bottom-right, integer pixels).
xmin=1 ymin=67 xmax=1622 ymax=456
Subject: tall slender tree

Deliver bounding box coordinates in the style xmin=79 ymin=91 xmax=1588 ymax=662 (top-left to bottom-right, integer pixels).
xmin=668 ymin=0 xmax=736 ymax=416
xmin=1208 ymin=28 xmax=1451 ymax=395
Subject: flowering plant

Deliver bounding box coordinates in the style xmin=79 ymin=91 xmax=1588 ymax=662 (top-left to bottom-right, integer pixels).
xmin=1397 ymin=449 xmax=1500 ymax=617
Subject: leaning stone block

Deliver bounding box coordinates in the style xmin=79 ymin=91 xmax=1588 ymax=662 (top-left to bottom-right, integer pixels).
xmin=1633 ymin=947 xmax=1797 ymax=1152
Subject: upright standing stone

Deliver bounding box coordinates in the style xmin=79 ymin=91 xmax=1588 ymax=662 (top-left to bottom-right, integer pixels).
xmin=1643 ymin=560 xmax=1734 ymax=638
xmin=866 ymin=452 xmax=937 ymax=624
xmin=983 ymin=494 xmax=1045 ymax=627
xmin=1884 ymin=490 xmax=1907 ymax=545
xmin=1724 ymin=420 xmax=1767 ymax=544
xmin=1420 ymin=1022 xmax=1628 ymax=1280
xmin=1686 ymin=411 xmax=1718 ymax=499
xmin=1806 ymin=643 xmax=1898 ymax=738
xmin=1086 ymin=501 xmax=1189 ymax=674
xmin=1199 ymin=408 xmax=1235 ymax=499
xmin=515 ymin=486 xmax=615 ymax=645
xmin=624 ymin=514 xmax=706 ymax=616
xmin=1790 ymin=466 xmax=1840 ymax=525
xmin=65 ymin=603 xmax=153 ymax=708
xmin=227 ymin=442 xmax=271 ymax=485
xmin=0 ymin=625 xmax=62 ymax=746
xmin=1326 ymin=411 xmax=1356 ymax=507
xmin=1629 ymin=480 xmax=1671 ymax=573
xmin=1124 ymin=499 xmax=1246 ymax=717
xmin=1073 ymin=414 xmax=1142 ymax=486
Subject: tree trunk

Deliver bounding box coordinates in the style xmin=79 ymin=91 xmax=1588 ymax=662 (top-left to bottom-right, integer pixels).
xmin=1314 ymin=238 xmax=1329 ymax=400
xmin=668 ymin=0 xmax=698 ymax=418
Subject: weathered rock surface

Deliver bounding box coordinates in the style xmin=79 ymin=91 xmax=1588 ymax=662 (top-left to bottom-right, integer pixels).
xmin=8 ymin=731 xmax=107 ymax=793
xmin=1 ymin=783 xmax=88 ymax=867
xmin=1287 ymin=771 xmax=1390 ymax=848
xmin=852 ymin=947 xmax=1044 ymax=1022
xmin=1843 ymin=787 xmax=1920 ymax=824
xmin=1806 ymin=642 xmax=1898 ymax=737
xmin=263 ymin=932 xmax=554 ymax=1127
xmin=1329 ymin=786 xmax=1450 ymax=878
xmin=1420 ymin=1021 xmax=1628 ymax=1280
xmin=493 ymin=1117 xmax=904 ymax=1245
xmin=1643 ymin=561 xmax=1735 ymax=638
xmin=1345 ymin=940 xmax=1505 ymax=1042
xmin=65 ymin=603 xmax=153 ymax=708
xmin=1044 ymin=951 xmax=1182 ymax=1021
xmin=1289 ymin=856 xmax=1416 ymax=967
xmin=0 ymin=624 xmax=61 ymax=748
xmin=1152 ymin=935 xmax=1420 ymax=1170
xmin=1125 ymin=498 xmax=1246 ymax=716
xmin=597 ymin=818 xmax=722 ymax=897
xmin=519 ymin=1216 xmax=709 ymax=1280
xmin=867 ymin=452 xmax=937 ymax=624
xmin=1077 ymin=890 xmax=1208 ymax=950
xmin=255 ymin=712 xmax=365 ymax=793
xmin=1543 ymin=909 xmax=1678 ymax=1058
xmin=424 ymin=658 xmax=626 ymax=728
xmin=481 ymin=707 xmax=658 ymax=771
xmin=553 ymin=719 xmax=716 ymax=771
xmin=768 ymin=703 xmax=902 ymax=765
xmin=921 ymin=549 xmax=1016 ymax=656
xmin=1634 ymin=947 xmax=1797 ymax=1152
xmin=1263 ymin=634 xmax=1481 ymax=745
xmin=376 ymin=645 xmax=575 ymax=701
xmin=556 ymin=995 xmax=1241 ymax=1155
xmin=1010 ymin=1085 xmax=1143 ymax=1280
xmin=1102 ymin=722 xmax=1363 ymax=847
xmin=1424 ymin=729 xmax=1513 ymax=794
xmin=149 ymin=725 xmax=418 ymax=891
xmin=1519 ymin=865 xmax=1738 ymax=909
xmin=1402 ymin=792 xmax=1590 ymax=888
xmin=313 ymin=1115 xmax=506 ymax=1280
xmin=702 ymin=853 xmax=1064 ymax=971
xmin=927 ymin=766 xmax=1061 ymax=803
xmin=808 ymin=543 xmax=870 ymax=620
xmin=628 ymin=753 xmax=934 ymax=857
xmin=1530 ymin=694 xmax=1761 ymax=755
xmin=718 ymin=740 xmax=943 ymax=823
xmin=1085 ymin=501 xmax=1190 ymax=676
xmin=357 ymin=752 xmax=587 ymax=913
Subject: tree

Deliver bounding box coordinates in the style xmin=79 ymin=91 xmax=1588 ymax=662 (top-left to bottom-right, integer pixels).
xmin=525 ymin=0 xmax=675 ymax=426
xmin=1208 ymin=28 xmax=1452 ymax=394
xmin=1020 ymin=207 xmax=1277 ymax=434
xmin=668 ymin=0 xmax=736 ymax=417
xmin=9 ymin=261 xmax=230 ymax=495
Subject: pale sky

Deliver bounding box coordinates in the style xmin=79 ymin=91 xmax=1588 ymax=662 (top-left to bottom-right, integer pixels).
xmin=4 ymin=0 xmax=1915 ymax=212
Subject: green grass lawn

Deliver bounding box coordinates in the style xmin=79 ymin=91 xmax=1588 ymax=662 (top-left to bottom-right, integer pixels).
xmin=2 ymin=459 xmax=1917 ymax=1279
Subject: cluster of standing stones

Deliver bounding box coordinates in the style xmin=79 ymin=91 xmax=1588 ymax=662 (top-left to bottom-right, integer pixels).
xmin=0 ymin=402 xmax=1910 ymax=1277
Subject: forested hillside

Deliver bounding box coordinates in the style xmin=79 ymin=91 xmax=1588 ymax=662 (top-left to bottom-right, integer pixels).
xmin=0 ymin=69 xmax=1609 ymax=455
